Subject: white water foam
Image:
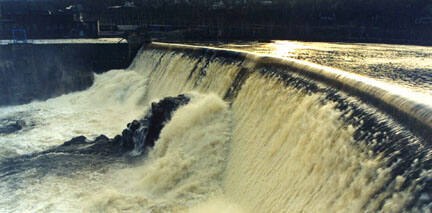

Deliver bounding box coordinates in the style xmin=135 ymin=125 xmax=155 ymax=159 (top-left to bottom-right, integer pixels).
xmin=0 ymin=69 xmax=148 ymax=159
xmin=1 ymin=92 xmax=232 ymax=213
xmin=83 ymin=93 xmax=232 ymax=212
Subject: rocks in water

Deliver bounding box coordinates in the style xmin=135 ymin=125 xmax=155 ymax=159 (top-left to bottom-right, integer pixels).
xmin=0 ymin=120 xmax=26 ymax=135
xmin=145 ymin=94 xmax=190 ymax=147
xmin=0 ymin=94 xmax=191 ymax=186
xmin=118 ymin=94 xmax=190 ymax=153
xmin=63 ymin=136 xmax=87 ymax=146
xmin=56 ymin=94 xmax=190 ymax=156
xmin=94 ymin=134 xmax=110 ymax=142
xmin=15 ymin=120 xmax=26 ymax=129
xmin=121 ymin=126 xmax=136 ymax=150
xmin=51 ymin=134 xmax=118 ymax=156
xmin=127 ymin=120 xmax=141 ymax=131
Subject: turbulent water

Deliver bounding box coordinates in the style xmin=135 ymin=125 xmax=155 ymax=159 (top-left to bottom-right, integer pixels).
xmin=0 ymin=41 xmax=432 ymax=212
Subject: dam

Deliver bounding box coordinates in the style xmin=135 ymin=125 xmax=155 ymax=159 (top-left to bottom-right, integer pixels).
xmin=0 ymin=41 xmax=431 ymax=212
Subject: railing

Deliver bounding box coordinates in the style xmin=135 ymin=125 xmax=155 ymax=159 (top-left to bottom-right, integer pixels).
xmin=0 ymin=39 xmax=33 ymax=45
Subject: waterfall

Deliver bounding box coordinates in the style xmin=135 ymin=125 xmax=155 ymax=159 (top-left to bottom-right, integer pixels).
xmin=0 ymin=42 xmax=430 ymax=212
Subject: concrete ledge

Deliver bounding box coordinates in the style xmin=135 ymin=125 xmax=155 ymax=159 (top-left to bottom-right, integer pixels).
xmin=0 ymin=42 xmax=131 ymax=106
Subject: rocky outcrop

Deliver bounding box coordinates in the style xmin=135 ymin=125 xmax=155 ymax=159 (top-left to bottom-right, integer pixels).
xmin=0 ymin=95 xmax=190 ymax=182
xmin=55 ymin=94 xmax=190 ymax=156
xmin=0 ymin=120 xmax=26 ymax=135
xmin=117 ymin=94 xmax=190 ymax=152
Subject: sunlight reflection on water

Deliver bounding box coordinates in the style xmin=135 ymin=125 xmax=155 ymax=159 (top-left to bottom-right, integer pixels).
xmin=205 ymin=40 xmax=432 ymax=94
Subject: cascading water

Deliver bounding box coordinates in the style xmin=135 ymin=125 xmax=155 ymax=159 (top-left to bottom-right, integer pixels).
xmin=0 ymin=42 xmax=431 ymax=212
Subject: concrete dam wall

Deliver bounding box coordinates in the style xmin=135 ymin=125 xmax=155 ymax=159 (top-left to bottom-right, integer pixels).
xmin=125 ymin=42 xmax=431 ymax=211
xmin=0 ymin=43 xmax=130 ymax=106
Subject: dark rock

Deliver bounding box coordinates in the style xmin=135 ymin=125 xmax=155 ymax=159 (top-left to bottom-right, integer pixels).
xmin=118 ymin=94 xmax=190 ymax=152
xmin=15 ymin=120 xmax=26 ymax=129
xmin=0 ymin=120 xmax=26 ymax=135
xmin=129 ymin=120 xmax=141 ymax=131
xmin=142 ymin=94 xmax=189 ymax=148
xmin=94 ymin=134 xmax=109 ymax=142
xmin=112 ymin=135 xmax=122 ymax=143
xmin=63 ymin=136 xmax=87 ymax=146
xmin=121 ymin=129 xmax=135 ymax=150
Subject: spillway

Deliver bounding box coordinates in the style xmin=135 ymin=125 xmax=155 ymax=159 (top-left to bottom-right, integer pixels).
xmin=0 ymin=42 xmax=431 ymax=212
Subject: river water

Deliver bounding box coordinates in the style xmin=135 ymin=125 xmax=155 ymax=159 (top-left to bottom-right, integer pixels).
xmin=204 ymin=40 xmax=432 ymax=94
xmin=0 ymin=40 xmax=431 ymax=212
